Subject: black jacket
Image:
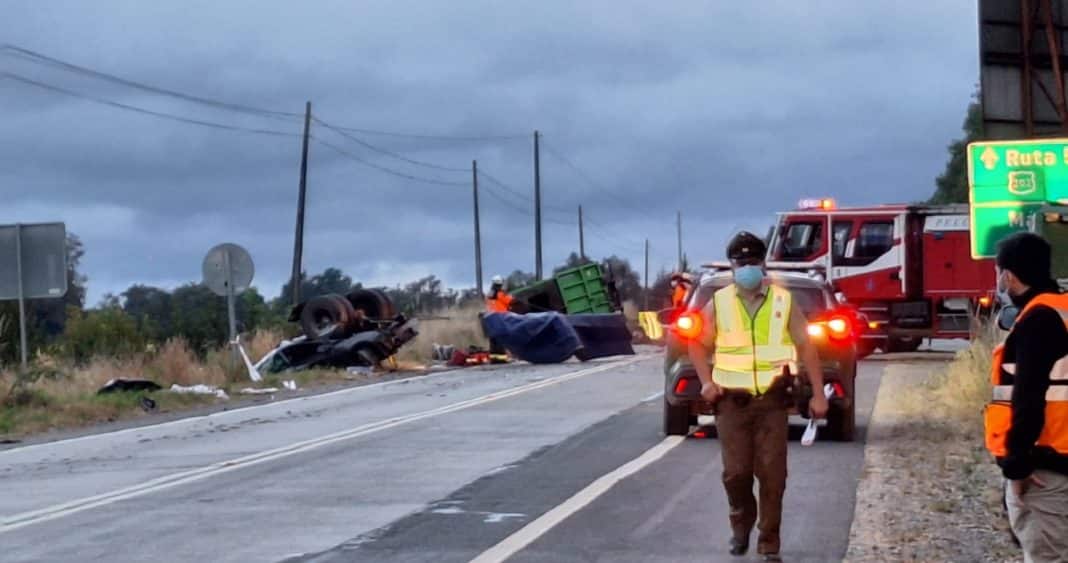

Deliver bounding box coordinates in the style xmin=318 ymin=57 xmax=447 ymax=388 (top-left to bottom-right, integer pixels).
xmin=999 ymin=286 xmax=1068 ymax=480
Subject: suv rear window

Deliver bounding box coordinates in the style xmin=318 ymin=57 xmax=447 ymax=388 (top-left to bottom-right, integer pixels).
xmin=690 ymin=278 xmax=829 ymax=320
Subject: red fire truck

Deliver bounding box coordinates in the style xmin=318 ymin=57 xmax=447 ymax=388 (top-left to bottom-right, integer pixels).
xmin=766 ymin=199 xmax=997 ymax=354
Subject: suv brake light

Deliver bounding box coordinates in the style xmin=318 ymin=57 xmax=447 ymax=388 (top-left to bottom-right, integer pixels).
xmin=675 ymin=312 xmax=703 ymax=340
xmin=807 ymin=314 xmax=853 ymax=342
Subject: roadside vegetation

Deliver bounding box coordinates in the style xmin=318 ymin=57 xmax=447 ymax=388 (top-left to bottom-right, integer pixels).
xmin=847 ymin=327 xmax=1019 ymax=562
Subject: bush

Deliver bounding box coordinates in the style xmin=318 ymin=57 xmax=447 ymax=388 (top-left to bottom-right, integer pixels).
xmin=61 ymin=306 xmax=144 ymax=362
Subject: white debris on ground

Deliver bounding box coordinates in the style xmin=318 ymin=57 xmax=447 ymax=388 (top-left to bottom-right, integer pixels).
xmin=239 ymin=387 xmax=279 ymax=395
xmin=845 ymin=363 xmax=1021 ymax=563
xmin=169 ymin=384 xmax=230 ymax=401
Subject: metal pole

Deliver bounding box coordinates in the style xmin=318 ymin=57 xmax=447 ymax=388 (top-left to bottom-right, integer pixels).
xmin=578 ymin=205 xmax=585 ymax=260
xmin=291 ymin=101 xmax=312 ymax=306
xmin=225 ymin=250 xmax=238 ymax=371
xmin=676 ymin=211 xmax=683 ymax=270
xmin=1042 ymin=0 xmax=1068 ymax=131
xmin=1022 ymin=0 xmax=1035 ymax=136
xmin=534 ymin=130 xmax=543 ymax=280
xmin=644 ymin=238 xmax=650 ymax=311
xmin=473 ymin=160 xmax=484 ymax=296
xmin=15 ymin=224 xmax=27 ymax=368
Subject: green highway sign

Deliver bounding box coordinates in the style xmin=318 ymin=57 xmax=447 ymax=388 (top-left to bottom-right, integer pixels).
xmin=968 ymin=139 xmax=1068 ymax=258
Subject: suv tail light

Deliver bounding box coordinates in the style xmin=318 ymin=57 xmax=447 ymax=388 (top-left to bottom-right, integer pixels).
xmin=807 ymin=314 xmax=853 ymax=342
xmin=675 ymin=312 xmax=703 ymax=340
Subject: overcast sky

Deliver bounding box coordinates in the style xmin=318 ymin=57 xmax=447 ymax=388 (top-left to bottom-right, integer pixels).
xmin=1 ymin=1 xmax=978 ymax=305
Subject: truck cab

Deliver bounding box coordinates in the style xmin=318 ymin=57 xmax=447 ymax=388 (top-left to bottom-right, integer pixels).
xmin=768 ymin=199 xmax=996 ymax=354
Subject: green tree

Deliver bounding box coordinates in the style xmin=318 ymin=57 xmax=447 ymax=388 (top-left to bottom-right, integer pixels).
xmin=0 ymin=233 xmax=88 ymax=364
xmin=62 ymin=304 xmax=144 ymax=362
xmin=504 ymin=270 xmax=536 ymax=291
xmin=603 ymin=256 xmax=644 ymax=305
xmin=553 ymin=252 xmax=593 ymax=276
xmin=930 ymin=91 xmax=983 ymax=204
xmin=122 ymin=285 xmax=174 ymax=342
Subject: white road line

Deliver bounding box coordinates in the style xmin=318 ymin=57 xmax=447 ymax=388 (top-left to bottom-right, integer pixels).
xmin=0 ymin=357 xmax=642 ymax=534
xmin=640 ymin=391 xmax=664 ymax=403
xmin=0 ymin=356 xmax=648 ymax=456
xmin=0 ymin=365 xmax=469 ymax=456
xmin=469 ymin=434 xmax=686 ymax=563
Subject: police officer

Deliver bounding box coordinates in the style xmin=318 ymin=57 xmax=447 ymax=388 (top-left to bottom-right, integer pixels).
xmin=688 ymin=231 xmax=827 ymax=561
xmin=985 ymin=232 xmax=1068 ymax=561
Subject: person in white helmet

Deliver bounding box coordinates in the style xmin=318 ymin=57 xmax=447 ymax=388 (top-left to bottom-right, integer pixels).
xmin=486 ymin=275 xmax=513 ymax=313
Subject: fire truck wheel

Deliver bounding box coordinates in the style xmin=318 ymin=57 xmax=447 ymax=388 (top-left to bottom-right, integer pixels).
xmin=886 ymin=337 xmax=922 ymax=353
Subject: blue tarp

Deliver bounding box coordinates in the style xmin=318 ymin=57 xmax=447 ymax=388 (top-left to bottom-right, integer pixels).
xmin=481 ymin=312 xmax=581 ymax=364
xmin=481 ymin=312 xmax=635 ymax=364
xmin=566 ymin=313 xmax=635 ymax=361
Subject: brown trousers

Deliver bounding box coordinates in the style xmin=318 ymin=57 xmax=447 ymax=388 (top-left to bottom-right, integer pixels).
xmin=715 ymin=393 xmax=789 ymax=555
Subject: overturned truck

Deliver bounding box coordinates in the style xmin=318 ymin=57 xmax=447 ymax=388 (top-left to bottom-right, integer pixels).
xmin=256 ymin=289 xmax=418 ymax=374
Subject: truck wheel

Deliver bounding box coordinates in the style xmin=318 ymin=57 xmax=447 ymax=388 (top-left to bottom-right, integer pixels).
xmin=856 ymin=341 xmax=877 ymax=359
xmin=825 ymin=367 xmax=857 ymax=442
xmin=886 ymin=337 xmax=922 ymax=353
xmin=347 ymin=289 xmax=396 ymax=320
xmin=826 ymin=401 xmax=856 ymax=442
xmin=663 ymin=397 xmax=691 ymax=436
xmin=300 ymin=295 xmax=355 ymax=340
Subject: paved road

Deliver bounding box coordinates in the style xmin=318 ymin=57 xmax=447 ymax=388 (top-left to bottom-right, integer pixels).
xmin=1 ymin=352 xmax=888 ymax=563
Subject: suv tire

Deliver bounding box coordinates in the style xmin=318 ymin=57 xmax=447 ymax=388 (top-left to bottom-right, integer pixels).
xmin=663 ymin=397 xmax=690 ymax=436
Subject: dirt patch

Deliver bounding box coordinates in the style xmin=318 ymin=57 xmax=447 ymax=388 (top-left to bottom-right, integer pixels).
xmin=845 ymin=358 xmax=1020 ymax=562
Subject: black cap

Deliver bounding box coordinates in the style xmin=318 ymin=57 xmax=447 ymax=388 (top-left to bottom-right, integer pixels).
xmin=996 ymin=232 xmax=1054 ymax=288
xmin=727 ymin=231 xmax=767 ymax=261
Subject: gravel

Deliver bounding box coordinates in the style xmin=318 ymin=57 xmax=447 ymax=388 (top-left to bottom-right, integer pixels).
xmin=845 ymin=362 xmax=1022 ymax=562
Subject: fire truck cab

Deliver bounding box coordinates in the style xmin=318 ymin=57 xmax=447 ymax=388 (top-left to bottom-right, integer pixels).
xmin=767 ymin=199 xmax=996 ymax=354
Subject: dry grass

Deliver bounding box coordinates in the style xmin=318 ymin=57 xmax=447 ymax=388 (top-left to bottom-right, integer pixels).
xmin=1 ymin=330 xmax=293 ymax=439
xmin=399 ymin=304 xmax=486 ymax=363
xmin=888 ymin=332 xmax=995 ymax=435
xmin=847 ymin=330 xmax=1020 ymax=562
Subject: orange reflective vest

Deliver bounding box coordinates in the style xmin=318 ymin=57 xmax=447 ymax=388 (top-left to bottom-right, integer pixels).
xmin=672 ymin=285 xmax=688 ymax=308
xmin=985 ymin=293 xmax=1068 ymax=459
xmin=486 ymin=291 xmax=513 ymax=313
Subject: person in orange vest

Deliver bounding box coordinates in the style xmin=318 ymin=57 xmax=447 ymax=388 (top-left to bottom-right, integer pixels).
xmin=985 ymin=232 xmax=1068 ymax=561
xmin=485 ymin=275 xmax=513 ymax=361
xmin=670 ymin=272 xmax=693 ymax=309
xmin=486 ymin=275 xmax=513 ymax=313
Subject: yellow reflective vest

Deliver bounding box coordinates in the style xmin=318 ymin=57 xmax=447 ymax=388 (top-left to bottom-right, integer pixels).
xmin=712 ymin=283 xmax=797 ymax=394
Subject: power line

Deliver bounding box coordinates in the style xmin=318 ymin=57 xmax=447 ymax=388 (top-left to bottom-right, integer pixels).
xmin=313 ymin=138 xmax=469 ymax=186
xmin=2 ymin=44 xmax=302 ymax=120
xmin=314 ymin=117 xmax=469 ymax=172
xmin=2 ymin=43 xmax=528 ymax=140
xmin=477 ymin=168 xmax=572 ymax=215
xmin=539 ymin=139 xmax=649 ymax=215
xmin=1 ymin=72 xmax=303 ymax=138
xmin=323 ymin=121 xmax=527 ymax=142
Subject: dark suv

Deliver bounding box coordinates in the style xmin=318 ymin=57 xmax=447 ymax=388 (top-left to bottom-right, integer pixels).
xmin=661 ymin=265 xmax=860 ymax=441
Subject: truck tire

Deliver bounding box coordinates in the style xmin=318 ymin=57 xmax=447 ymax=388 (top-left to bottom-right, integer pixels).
xmin=826 ymin=366 xmax=857 ymax=442
xmin=300 ymin=295 xmax=355 ymax=340
xmin=663 ymin=397 xmax=691 ymax=436
xmin=347 ymin=289 xmax=396 ymax=320
xmin=886 ymin=336 xmax=922 ymax=353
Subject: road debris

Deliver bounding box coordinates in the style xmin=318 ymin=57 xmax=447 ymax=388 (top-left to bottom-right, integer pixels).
xmin=169 ymin=384 xmax=229 ymax=401
xmin=97 ymin=378 xmax=162 ymax=395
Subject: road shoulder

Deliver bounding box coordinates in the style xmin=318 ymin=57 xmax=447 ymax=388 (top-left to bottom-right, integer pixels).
xmin=845 ymin=360 xmax=1020 ymax=562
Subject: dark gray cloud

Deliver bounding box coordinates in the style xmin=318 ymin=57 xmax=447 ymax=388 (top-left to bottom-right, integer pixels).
xmin=0 ymin=0 xmax=978 ymax=304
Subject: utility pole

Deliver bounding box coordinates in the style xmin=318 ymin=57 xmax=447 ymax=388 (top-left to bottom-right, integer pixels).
xmin=578 ymin=205 xmax=586 ymax=261
xmin=472 ymin=160 xmax=484 ymax=297
xmin=533 ymin=130 xmax=543 ymax=280
xmin=676 ymin=211 xmax=683 ymax=271
xmin=290 ymin=101 xmax=312 ymax=306
xmin=644 ymin=238 xmax=650 ymax=311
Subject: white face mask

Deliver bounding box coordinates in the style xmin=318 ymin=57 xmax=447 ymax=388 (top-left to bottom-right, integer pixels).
xmin=996 ymin=267 xmax=1012 ymax=304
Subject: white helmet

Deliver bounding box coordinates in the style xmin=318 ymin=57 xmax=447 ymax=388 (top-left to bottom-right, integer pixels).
xmin=491 ymin=275 xmax=504 ymax=285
